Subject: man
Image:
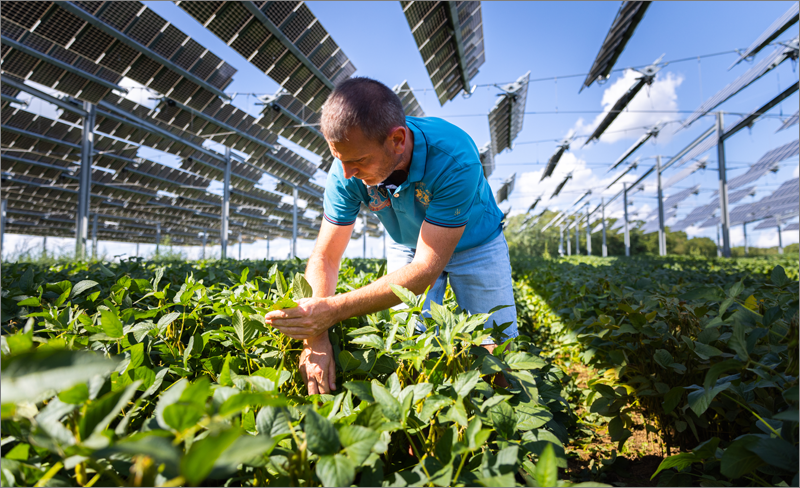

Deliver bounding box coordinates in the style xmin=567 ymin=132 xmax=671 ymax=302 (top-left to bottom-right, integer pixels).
xmin=265 ymin=77 xmax=518 ymax=395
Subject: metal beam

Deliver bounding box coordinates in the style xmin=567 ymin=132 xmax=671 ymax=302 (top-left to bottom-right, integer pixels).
xmin=221 ymin=147 xmax=231 ymax=259
xmin=91 ymin=213 xmax=98 ymax=259
xmin=155 ymin=221 xmax=161 ymax=257
xmin=1 ymin=93 xmax=28 ymax=107
xmin=1 ymin=125 xmax=81 ymax=149
xmin=716 ymin=112 xmax=731 ymax=257
xmin=55 ymin=2 xmax=229 ymax=100
xmin=1 ymin=76 xmax=87 ymax=116
xmin=242 ymin=2 xmax=336 ymax=90
xmin=601 ymin=198 xmax=607 ymax=257
xmin=623 ymin=182 xmax=630 ymax=257
xmin=723 ymin=82 xmax=799 ymax=141
xmin=585 ymin=203 xmax=591 ymax=255
xmin=0 ymin=35 xmax=127 ymax=94
xmin=0 ymin=199 xmax=6 ymax=258
xmin=656 ymin=155 xmax=666 ymax=256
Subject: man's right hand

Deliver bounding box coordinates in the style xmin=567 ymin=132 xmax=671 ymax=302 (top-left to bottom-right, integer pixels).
xmin=299 ymin=334 xmax=337 ymax=395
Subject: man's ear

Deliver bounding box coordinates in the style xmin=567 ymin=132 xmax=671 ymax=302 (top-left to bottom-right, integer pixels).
xmin=389 ymin=126 xmax=407 ymax=155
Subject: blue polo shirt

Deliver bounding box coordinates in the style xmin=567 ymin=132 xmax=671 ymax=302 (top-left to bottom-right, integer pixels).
xmin=322 ymin=116 xmax=503 ymax=253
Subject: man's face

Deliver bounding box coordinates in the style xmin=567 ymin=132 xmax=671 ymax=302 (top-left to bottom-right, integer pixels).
xmin=328 ymin=126 xmax=406 ymax=186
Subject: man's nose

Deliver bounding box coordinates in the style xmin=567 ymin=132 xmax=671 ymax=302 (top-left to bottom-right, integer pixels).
xmin=342 ymin=164 xmax=358 ymax=179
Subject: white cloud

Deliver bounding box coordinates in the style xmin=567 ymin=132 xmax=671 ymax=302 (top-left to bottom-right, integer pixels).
xmin=793 ymin=164 xmax=799 ymax=178
xmin=573 ymin=70 xmax=684 ymax=145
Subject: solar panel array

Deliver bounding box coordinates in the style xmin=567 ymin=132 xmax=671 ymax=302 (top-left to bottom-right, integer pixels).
xmin=541 ymin=139 xmax=570 ymax=181
xmin=479 ymin=142 xmax=495 ymax=178
xmin=664 ymin=156 xmax=708 ymax=189
xmin=176 ymin=1 xmax=356 ymax=112
xmin=682 ymin=39 xmax=798 ymax=128
xmin=695 ymin=186 xmax=758 ymax=228
xmin=495 ymin=173 xmax=516 ymax=204
xmin=777 ymin=110 xmax=799 ymax=132
xmin=488 ymin=72 xmax=530 ymax=155
xmin=641 ymin=208 xmax=676 ymax=234
xmin=550 ymin=173 xmax=572 ymax=199
xmin=401 ymin=1 xmax=486 ymax=105
xmin=393 ymin=80 xmax=426 ymax=117
xmin=581 ymin=1 xmax=650 ymax=92
xmin=729 ymin=3 xmax=799 ymax=69
xmin=754 ymin=213 xmax=799 ymax=230
xmin=783 ymin=222 xmax=800 ymax=231
xmin=608 ymin=126 xmax=658 ymax=172
xmin=725 ymin=139 xmax=798 ymax=191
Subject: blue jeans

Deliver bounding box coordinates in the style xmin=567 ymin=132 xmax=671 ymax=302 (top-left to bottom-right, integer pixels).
xmin=386 ymin=232 xmax=519 ymax=344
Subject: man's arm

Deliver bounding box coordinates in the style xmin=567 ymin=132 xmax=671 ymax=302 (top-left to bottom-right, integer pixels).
xmin=266 ymin=221 xmax=464 ymax=340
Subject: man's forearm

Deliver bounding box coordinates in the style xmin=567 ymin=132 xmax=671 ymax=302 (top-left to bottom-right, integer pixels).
xmin=305 ymin=252 xmax=339 ymax=298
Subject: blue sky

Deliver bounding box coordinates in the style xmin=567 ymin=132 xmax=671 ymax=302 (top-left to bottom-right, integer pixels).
xmin=5 ymin=2 xmax=798 ymax=260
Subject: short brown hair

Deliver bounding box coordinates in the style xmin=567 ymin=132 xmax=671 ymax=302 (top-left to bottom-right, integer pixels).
xmin=320 ymin=77 xmax=406 ymax=143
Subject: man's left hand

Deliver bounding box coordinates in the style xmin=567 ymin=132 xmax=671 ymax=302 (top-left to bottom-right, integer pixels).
xmin=265 ymin=297 xmax=339 ymax=340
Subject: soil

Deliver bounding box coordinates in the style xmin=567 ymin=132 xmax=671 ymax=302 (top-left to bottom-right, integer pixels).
xmin=562 ymin=361 xmax=669 ymax=487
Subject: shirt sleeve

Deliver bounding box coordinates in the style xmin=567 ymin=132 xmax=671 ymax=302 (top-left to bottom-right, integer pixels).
xmin=322 ymin=162 xmax=362 ymax=226
xmin=423 ymin=160 xmax=481 ymax=228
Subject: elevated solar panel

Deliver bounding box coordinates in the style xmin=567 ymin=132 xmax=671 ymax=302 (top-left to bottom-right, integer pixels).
xmin=401 ymin=1 xmax=486 ymax=105
xmin=783 ymin=222 xmax=800 ymax=231
xmin=641 ymin=208 xmax=676 ymax=234
xmin=682 ymin=39 xmax=798 ymax=128
xmin=642 ymin=185 xmax=699 ymax=221
xmin=581 ymin=1 xmax=650 ymax=92
xmin=550 ymin=173 xmax=572 ymax=199
xmin=729 ymin=3 xmax=799 ymax=70
xmin=393 ymin=81 xmax=426 ymax=117
xmin=777 ymin=110 xmax=799 ymax=132
xmin=479 ymin=142 xmax=495 ymax=178
xmin=176 ymin=1 xmax=355 ymax=112
xmin=541 ymin=139 xmax=570 ymax=181
xmin=697 ymin=186 xmax=758 ymax=228
xmin=488 ymin=72 xmax=530 ymax=155
xmin=725 ymin=139 xmax=798 ymax=191
xmin=754 ymin=213 xmax=799 ymax=230
xmin=495 ymin=173 xmax=516 ymax=204
xmin=608 ymin=125 xmax=659 ymax=172
xmin=664 ymin=156 xmax=707 ymax=189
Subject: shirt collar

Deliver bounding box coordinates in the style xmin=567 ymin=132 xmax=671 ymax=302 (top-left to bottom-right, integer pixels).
xmin=406 ymin=118 xmax=427 ymax=184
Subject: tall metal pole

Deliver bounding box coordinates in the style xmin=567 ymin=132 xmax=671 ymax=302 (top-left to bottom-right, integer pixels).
xmin=623 ymin=183 xmax=630 ymax=257
xmin=566 ymin=223 xmax=572 ymax=256
xmin=362 ymin=213 xmax=368 ymax=259
xmin=292 ymin=185 xmax=298 ymax=259
xmin=743 ymin=222 xmax=749 ymax=256
xmin=201 ymin=232 xmax=207 ymax=260
xmin=266 ymin=233 xmax=270 ymax=260
xmin=221 ymin=147 xmax=231 ymax=259
xmin=76 ymin=101 xmax=95 ymax=260
xmin=601 ymin=198 xmax=608 ymax=257
xmin=0 ymin=199 xmax=5 ymax=259
xmin=716 ymin=112 xmax=731 ymax=257
xmin=777 ymin=216 xmax=783 ymax=255
xmin=382 ymin=227 xmax=387 ymax=259
xmin=136 ymin=242 xmax=139 ymax=258
xmin=585 ymin=203 xmax=592 ymax=256
xmin=42 ymin=236 xmax=47 ymax=259
xmin=656 ymin=155 xmax=666 ymax=256
xmin=575 ymin=217 xmax=580 ymax=255
xmin=238 ymin=233 xmax=242 ymax=260
xmin=559 ymin=224 xmax=564 ymax=256
xmin=91 ymin=213 xmax=98 ymax=260
xmin=155 ymin=222 xmax=161 ymax=257
xmin=716 ymin=224 xmax=722 ymax=257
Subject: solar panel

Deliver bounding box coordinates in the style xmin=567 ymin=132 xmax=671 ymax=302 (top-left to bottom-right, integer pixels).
xmin=783 ymin=222 xmax=800 ymax=231
xmin=682 ymin=39 xmax=798 ymax=128
xmin=607 ymin=125 xmax=659 ymax=172
xmin=479 ymin=142 xmax=495 ymax=178
xmin=754 ymin=213 xmax=800 ymax=230
xmin=726 ymin=139 xmax=798 ymax=190
xmin=550 ymin=173 xmax=572 ymax=199
xmin=540 ymin=138 xmax=570 ymax=181
xmin=777 ymin=110 xmax=799 ymax=132
xmin=488 ymin=71 xmax=530 ymax=155
xmin=605 ymin=159 xmax=640 ymax=189
xmin=393 ymin=80 xmax=426 ymax=117
xmin=401 ymin=1 xmax=486 ymax=105
xmin=696 ymin=186 xmax=758 ymax=228
xmin=571 ymin=190 xmax=591 ymax=207
xmin=581 ymin=1 xmax=650 ymax=92
xmin=495 ymin=173 xmax=516 ymax=204
xmin=177 ymin=1 xmax=355 ymax=112
xmin=584 ymin=58 xmax=662 ymax=145
xmin=641 ymin=208 xmax=676 ymax=234
xmin=664 ymin=156 xmax=707 ymax=189
xmin=729 ymin=3 xmax=799 ymax=70
xmin=664 ymin=184 xmax=700 ymax=210
xmin=527 ymin=196 xmax=541 ymax=213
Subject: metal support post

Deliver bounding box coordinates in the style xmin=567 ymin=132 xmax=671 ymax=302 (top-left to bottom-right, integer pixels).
xmin=362 ymin=213 xmax=368 ymax=259
xmin=155 ymin=222 xmax=161 ymax=257
xmin=91 ymin=213 xmax=98 ymax=260
xmin=201 ymin=232 xmax=207 ymax=260
xmin=777 ymin=216 xmax=783 ymax=254
xmin=42 ymin=236 xmax=47 ymax=259
xmin=575 ymin=218 xmax=580 ymax=255
xmin=239 ymin=234 xmax=242 ymax=260
xmin=266 ymin=233 xmax=270 ymax=260
xmin=585 ymin=203 xmax=592 ymax=255
xmin=601 ymin=198 xmax=608 ymax=257
xmin=136 ymin=242 xmax=139 ymax=258
xmin=566 ymin=224 xmax=572 ymax=256
xmin=76 ymin=101 xmax=95 ymax=260
xmin=221 ymin=147 xmax=231 ymax=259
xmin=716 ymin=112 xmax=731 ymax=257
xmin=716 ymin=224 xmax=722 ymax=257
xmin=623 ymin=183 xmax=630 ymax=257
xmin=292 ymin=186 xmax=298 ymax=259
xmin=656 ymin=155 xmax=666 ymax=256
xmin=743 ymin=222 xmax=749 ymax=256
xmin=559 ymin=224 xmax=564 ymax=256
xmin=0 ymin=199 xmax=5 ymax=259
xmin=382 ymin=227 xmax=387 ymax=259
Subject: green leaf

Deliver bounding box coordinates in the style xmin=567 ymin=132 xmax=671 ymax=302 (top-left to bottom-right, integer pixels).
xmin=693 ymin=342 xmax=723 ymax=360
xmin=653 ymin=349 xmax=673 ymax=369
xmin=316 ymin=454 xmax=356 ymax=487
xmin=534 ymin=443 xmax=558 ymax=488
xmin=218 ymin=392 xmax=285 ymax=417
xmin=305 ymin=408 xmax=340 ymax=455
xmin=232 ymin=310 xmax=245 ymax=347
xmin=720 ymin=435 xmax=764 ymax=479
xmin=71 ymin=280 xmax=98 ymax=298
xmin=338 ymin=351 xmax=360 ymax=372
xmin=1 ymin=349 xmax=119 ymax=405
xmin=504 ymin=352 xmax=547 ymax=370
xmin=127 ymin=342 xmax=145 ymax=371
xmin=79 ymin=381 xmax=140 ymax=438
xmin=100 ymin=309 xmax=124 ymax=338
xmin=771 ymin=265 xmax=790 ymax=287
xmin=703 ymin=359 xmax=742 ymax=390
xmin=276 ymin=271 xmax=288 ymax=296
xmin=390 ymin=284 xmax=418 ymax=308
xmin=293 ymin=273 xmax=313 ymax=299
xmin=269 ymin=295 xmax=297 ymax=311
xmin=163 ymin=403 xmax=204 ymax=432
xmin=728 ymin=321 xmax=749 ymax=361
xmin=181 ymin=427 xmax=240 ymax=486
xmin=453 ymin=370 xmax=481 ymax=397
xmin=339 ymin=425 xmax=379 ymax=465
xmin=218 ymin=353 xmax=233 ymax=387
xmin=371 ymin=381 xmax=401 ymax=422
xmin=489 ymin=400 xmax=515 ymax=439
xmin=746 ymin=436 xmax=798 ymax=472
xmin=663 ymin=387 xmax=684 ymax=414
xmin=651 ymin=453 xmax=700 ymax=480
xmin=515 ymin=403 xmax=553 ymax=431
xmin=687 ymin=383 xmax=730 ymax=416
xmin=157 ymin=312 xmax=181 ymax=331
xmin=58 ymin=383 xmax=89 ymax=405
xmin=17 ymin=297 xmax=40 ymax=307
xmin=344 ymin=381 xmax=375 ymax=403
xmin=351 ymin=334 xmax=384 ymax=350
xmin=725 ymin=280 xmax=745 ymax=298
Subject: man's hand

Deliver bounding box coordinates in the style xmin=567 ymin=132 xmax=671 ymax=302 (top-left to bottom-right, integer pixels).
xmin=299 ymin=335 xmax=336 ymax=394
xmin=265 ymin=297 xmax=340 ymax=340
